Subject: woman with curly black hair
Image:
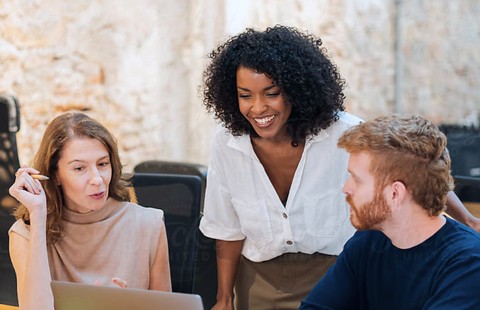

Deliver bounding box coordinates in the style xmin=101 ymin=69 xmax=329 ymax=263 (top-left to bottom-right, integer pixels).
xmin=199 ymin=25 xmax=362 ymax=310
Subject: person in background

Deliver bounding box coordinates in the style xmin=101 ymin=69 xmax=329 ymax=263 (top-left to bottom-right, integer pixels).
xmin=300 ymin=114 xmax=480 ymax=309
xmin=199 ymin=25 xmax=479 ymax=310
xmin=9 ymin=112 xmax=171 ymax=310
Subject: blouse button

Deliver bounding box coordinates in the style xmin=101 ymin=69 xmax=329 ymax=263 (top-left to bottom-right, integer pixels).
xmin=282 ymin=213 xmax=288 ymax=219
xmin=286 ymin=240 xmax=293 ymax=245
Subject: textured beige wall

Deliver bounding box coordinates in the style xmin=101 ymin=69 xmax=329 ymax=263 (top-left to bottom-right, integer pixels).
xmin=1 ymin=0 xmax=479 ymax=171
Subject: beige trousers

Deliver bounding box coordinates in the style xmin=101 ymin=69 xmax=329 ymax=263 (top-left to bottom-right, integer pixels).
xmin=234 ymin=252 xmax=336 ymax=310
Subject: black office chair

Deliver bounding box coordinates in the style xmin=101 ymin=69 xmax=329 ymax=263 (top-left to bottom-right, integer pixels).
xmin=0 ymin=94 xmax=20 ymax=306
xmin=440 ymin=124 xmax=480 ymax=204
xmin=134 ymin=160 xmax=207 ymax=211
xmin=128 ymin=173 xmax=202 ymax=294
xmin=132 ymin=161 xmax=217 ymax=309
xmin=453 ymin=176 xmax=480 ymax=218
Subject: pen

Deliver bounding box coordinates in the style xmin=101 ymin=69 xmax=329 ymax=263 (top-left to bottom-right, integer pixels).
xmin=31 ymin=174 xmax=50 ymax=181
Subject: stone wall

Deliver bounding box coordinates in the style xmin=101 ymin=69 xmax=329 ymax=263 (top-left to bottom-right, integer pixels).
xmin=0 ymin=0 xmax=478 ymax=170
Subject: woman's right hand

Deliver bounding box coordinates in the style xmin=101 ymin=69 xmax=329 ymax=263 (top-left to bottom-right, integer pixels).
xmin=9 ymin=167 xmax=47 ymax=216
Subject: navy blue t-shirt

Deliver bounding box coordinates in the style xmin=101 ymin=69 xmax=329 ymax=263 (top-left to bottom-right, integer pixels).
xmin=300 ymin=217 xmax=480 ymax=309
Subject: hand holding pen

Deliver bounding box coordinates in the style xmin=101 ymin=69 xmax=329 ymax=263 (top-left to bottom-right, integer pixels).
xmin=9 ymin=167 xmax=49 ymax=215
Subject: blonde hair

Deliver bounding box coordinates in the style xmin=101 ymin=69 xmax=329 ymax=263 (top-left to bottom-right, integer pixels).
xmin=337 ymin=114 xmax=453 ymax=216
xmin=14 ymin=112 xmax=131 ymax=244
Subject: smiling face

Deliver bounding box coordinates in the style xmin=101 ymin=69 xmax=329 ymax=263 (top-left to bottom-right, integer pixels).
xmin=56 ymin=137 xmax=112 ymax=213
xmin=236 ymin=66 xmax=292 ymax=142
xmin=343 ymin=151 xmax=391 ymax=230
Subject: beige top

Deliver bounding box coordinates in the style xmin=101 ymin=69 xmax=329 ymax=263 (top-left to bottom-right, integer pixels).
xmin=9 ymin=199 xmax=165 ymax=289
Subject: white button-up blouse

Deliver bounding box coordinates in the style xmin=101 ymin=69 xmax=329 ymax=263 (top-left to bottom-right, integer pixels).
xmin=199 ymin=112 xmax=362 ymax=262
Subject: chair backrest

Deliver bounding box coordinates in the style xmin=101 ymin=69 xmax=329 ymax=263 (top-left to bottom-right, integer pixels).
xmin=134 ymin=160 xmax=207 ymax=211
xmin=0 ymin=95 xmax=20 ymax=212
xmin=0 ymin=95 xmax=20 ymax=306
xmin=440 ymin=124 xmax=480 ymax=205
xmin=439 ymin=124 xmax=480 ymax=177
xmin=128 ymin=173 xmax=202 ymax=294
xmin=454 ymin=175 xmax=480 ymax=204
xmin=132 ymin=161 xmax=217 ymax=309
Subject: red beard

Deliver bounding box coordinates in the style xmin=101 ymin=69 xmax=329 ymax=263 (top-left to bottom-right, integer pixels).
xmin=346 ymin=192 xmax=391 ymax=230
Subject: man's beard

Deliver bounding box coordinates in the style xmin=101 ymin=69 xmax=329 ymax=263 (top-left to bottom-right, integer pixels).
xmin=346 ymin=192 xmax=391 ymax=230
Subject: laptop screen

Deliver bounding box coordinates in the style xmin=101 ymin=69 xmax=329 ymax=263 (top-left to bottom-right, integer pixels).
xmin=51 ymin=281 xmax=204 ymax=310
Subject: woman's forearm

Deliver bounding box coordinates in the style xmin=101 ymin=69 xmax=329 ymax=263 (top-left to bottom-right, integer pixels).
xmin=445 ymin=191 xmax=480 ymax=232
xmin=214 ymin=239 xmax=244 ymax=307
xmin=12 ymin=211 xmax=54 ymax=310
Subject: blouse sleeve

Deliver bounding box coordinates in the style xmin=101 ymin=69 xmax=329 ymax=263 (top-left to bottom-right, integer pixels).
xmin=9 ymin=219 xmax=30 ymax=240
xmin=199 ymin=131 xmax=245 ymax=241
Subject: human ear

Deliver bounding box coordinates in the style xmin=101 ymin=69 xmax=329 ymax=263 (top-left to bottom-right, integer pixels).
xmin=390 ymin=181 xmax=407 ymax=204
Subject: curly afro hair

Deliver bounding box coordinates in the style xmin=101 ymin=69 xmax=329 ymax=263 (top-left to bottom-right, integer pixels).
xmin=203 ymin=25 xmax=346 ymax=145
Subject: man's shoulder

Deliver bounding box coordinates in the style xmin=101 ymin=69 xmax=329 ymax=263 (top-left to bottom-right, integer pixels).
xmin=443 ymin=217 xmax=480 ymax=250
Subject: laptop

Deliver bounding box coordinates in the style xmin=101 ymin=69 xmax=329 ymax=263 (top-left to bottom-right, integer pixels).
xmin=51 ymin=281 xmax=204 ymax=310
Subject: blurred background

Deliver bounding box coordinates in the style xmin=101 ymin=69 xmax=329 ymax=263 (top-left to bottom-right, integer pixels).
xmin=1 ymin=1 xmax=479 ymax=307
xmin=1 ymin=0 xmax=479 ymax=171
